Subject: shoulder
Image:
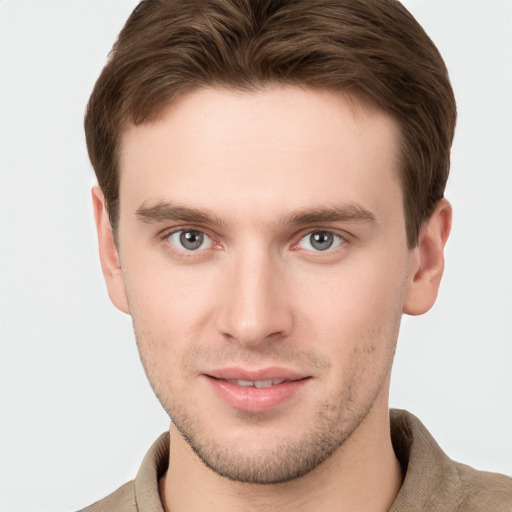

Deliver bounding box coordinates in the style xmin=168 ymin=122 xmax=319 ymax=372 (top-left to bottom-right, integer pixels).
xmin=453 ymin=461 xmax=512 ymax=511
xmin=77 ymin=480 xmax=137 ymax=512
xmin=390 ymin=409 xmax=512 ymax=511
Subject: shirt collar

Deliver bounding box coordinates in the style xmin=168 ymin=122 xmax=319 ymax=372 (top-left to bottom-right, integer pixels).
xmin=134 ymin=409 xmax=463 ymax=511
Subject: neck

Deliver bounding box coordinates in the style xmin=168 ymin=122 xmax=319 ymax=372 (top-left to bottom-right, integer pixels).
xmin=160 ymin=399 xmax=402 ymax=512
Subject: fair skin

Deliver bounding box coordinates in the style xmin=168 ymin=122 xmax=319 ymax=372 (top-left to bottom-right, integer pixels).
xmin=93 ymin=86 xmax=451 ymax=512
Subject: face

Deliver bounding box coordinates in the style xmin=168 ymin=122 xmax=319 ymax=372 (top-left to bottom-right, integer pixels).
xmin=100 ymin=86 xmax=424 ymax=483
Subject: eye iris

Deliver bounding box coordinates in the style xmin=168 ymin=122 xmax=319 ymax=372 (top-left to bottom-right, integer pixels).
xmin=180 ymin=230 xmax=204 ymax=250
xmin=310 ymin=232 xmax=333 ymax=251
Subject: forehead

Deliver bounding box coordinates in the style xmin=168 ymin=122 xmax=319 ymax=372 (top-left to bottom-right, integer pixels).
xmin=118 ymin=86 xmax=402 ymax=224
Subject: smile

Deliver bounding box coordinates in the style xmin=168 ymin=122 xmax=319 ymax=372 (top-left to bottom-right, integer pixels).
xmin=226 ymin=379 xmax=286 ymax=388
xmin=204 ymin=369 xmax=310 ymax=412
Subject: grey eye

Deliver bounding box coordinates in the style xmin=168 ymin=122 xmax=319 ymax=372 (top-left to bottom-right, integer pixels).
xmin=298 ymin=231 xmax=343 ymax=251
xmin=168 ymin=230 xmax=212 ymax=251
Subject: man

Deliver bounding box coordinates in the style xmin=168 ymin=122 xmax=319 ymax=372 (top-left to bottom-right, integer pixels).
xmin=81 ymin=0 xmax=511 ymax=510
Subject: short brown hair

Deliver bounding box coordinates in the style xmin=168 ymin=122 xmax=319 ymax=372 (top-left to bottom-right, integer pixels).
xmin=85 ymin=0 xmax=456 ymax=247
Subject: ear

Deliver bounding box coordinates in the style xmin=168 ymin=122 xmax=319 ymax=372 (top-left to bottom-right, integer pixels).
xmin=403 ymin=198 xmax=452 ymax=315
xmin=92 ymin=186 xmax=130 ymax=314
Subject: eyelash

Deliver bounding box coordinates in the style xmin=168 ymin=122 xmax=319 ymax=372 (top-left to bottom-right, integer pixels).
xmin=160 ymin=227 xmax=217 ymax=258
xmin=295 ymin=230 xmax=346 ymax=253
xmin=159 ymin=227 xmax=349 ymax=257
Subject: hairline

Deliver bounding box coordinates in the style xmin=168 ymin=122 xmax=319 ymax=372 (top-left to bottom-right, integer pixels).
xmin=110 ymin=82 xmax=419 ymax=247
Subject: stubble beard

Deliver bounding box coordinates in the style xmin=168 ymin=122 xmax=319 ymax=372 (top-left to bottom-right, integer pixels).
xmin=134 ymin=314 xmax=401 ymax=485
xmin=169 ymin=391 xmax=378 ymax=485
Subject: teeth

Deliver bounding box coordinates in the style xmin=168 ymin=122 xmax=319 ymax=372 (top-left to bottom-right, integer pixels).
xmin=235 ymin=379 xmax=256 ymax=387
xmin=254 ymin=380 xmax=275 ymax=388
xmin=227 ymin=379 xmax=286 ymax=388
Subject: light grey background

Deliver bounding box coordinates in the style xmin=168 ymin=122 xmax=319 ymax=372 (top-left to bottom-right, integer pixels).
xmin=1 ymin=1 xmax=511 ymax=511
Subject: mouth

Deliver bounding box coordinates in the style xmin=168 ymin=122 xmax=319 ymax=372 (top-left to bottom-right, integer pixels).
xmin=224 ymin=378 xmax=287 ymax=388
xmin=204 ymin=368 xmax=310 ymax=412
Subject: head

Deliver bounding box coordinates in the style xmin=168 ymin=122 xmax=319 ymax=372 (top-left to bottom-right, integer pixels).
xmin=85 ymin=0 xmax=456 ymax=249
xmin=86 ymin=0 xmax=455 ymax=485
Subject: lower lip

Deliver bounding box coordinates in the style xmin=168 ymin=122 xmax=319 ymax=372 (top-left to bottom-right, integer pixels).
xmin=206 ymin=377 xmax=310 ymax=413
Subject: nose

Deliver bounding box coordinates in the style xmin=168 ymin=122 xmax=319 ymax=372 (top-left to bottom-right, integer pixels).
xmin=215 ymin=249 xmax=293 ymax=348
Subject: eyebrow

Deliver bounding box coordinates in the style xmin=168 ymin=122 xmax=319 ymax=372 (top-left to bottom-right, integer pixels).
xmin=135 ymin=201 xmax=376 ymax=228
xmin=281 ymin=204 xmax=376 ymax=226
xmin=135 ymin=202 xmax=227 ymax=227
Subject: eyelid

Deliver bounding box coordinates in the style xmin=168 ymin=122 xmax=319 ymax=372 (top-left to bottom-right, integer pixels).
xmin=159 ymin=225 xmax=219 ymax=255
xmin=293 ymin=228 xmax=349 ymax=252
xmin=157 ymin=225 xmax=350 ymax=254
xmin=158 ymin=224 xmax=210 ymax=240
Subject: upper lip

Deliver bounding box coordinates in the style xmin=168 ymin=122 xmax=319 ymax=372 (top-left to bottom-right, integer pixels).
xmin=205 ymin=367 xmax=307 ymax=382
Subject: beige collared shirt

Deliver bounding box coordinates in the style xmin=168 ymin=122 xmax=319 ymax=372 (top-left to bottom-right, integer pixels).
xmin=79 ymin=410 xmax=512 ymax=511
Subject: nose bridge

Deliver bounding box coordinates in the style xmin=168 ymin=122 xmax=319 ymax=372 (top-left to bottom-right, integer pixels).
xmin=216 ymin=243 xmax=292 ymax=346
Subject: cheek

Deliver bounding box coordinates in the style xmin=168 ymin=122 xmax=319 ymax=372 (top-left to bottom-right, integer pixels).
xmin=125 ymin=271 xmax=210 ymax=405
xmin=126 ymin=252 xmax=211 ymax=311
xmin=123 ymin=261 xmax=222 ymax=353
xmin=303 ymin=265 xmax=405 ymax=404
xmin=292 ymin=254 xmax=407 ymax=370
xmin=298 ymin=260 xmax=406 ymax=326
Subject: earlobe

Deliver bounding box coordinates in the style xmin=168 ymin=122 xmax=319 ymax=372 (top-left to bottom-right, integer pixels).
xmin=92 ymin=186 xmax=130 ymax=314
xmin=403 ymin=199 xmax=452 ymax=316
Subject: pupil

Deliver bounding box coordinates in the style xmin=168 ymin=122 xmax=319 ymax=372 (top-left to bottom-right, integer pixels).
xmin=180 ymin=230 xmax=203 ymax=250
xmin=311 ymin=232 xmax=333 ymax=251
